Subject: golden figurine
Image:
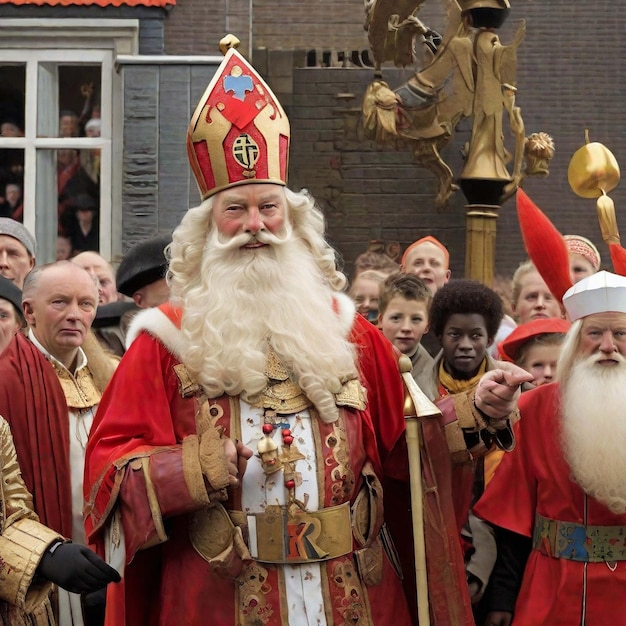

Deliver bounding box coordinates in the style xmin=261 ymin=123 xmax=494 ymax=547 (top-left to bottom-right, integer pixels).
xmin=258 ymin=432 xmax=282 ymax=475
xmin=362 ymin=0 xmax=553 ymax=209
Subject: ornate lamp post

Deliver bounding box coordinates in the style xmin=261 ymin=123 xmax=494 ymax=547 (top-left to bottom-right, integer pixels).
xmin=362 ymin=0 xmax=554 ymax=284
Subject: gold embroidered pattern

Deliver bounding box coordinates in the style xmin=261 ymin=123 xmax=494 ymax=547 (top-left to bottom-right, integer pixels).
xmin=335 ymin=379 xmax=367 ymax=411
xmin=250 ymin=347 xmax=366 ymax=414
xmin=325 ymin=419 xmax=354 ymax=506
xmin=173 ymin=363 xmax=201 ymax=398
xmin=331 ymin=558 xmax=368 ymax=625
xmin=51 ymin=363 xmax=101 ymax=409
xmin=237 ymin=562 xmax=274 ymax=625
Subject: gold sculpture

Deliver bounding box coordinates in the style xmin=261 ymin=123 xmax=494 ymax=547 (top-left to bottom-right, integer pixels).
xmin=362 ymin=0 xmax=554 ymax=210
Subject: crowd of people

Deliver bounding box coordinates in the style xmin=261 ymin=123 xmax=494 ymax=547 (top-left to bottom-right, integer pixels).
xmin=0 ymin=42 xmax=622 ymax=626
xmin=1 ymin=83 xmax=102 ymax=257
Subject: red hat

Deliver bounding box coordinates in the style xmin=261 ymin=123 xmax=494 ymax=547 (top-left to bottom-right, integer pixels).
xmin=609 ymin=242 xmax=626 ymax=276
xmin=516 ymin=188 xmax=573 ymax=301
xmin=187 ymin=46 xmax=290 ymax=200
xmin=498 ymin=317 xmax=571 ymax=362
xmin=401 ymin=236 xmax=450 ymax=269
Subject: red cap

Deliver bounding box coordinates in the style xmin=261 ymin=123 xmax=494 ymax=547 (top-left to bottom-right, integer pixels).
xmin=498 ymin=317 xmax=571 ymax=362
xmin=401 ymin=236 xmax=450 ymax=269
xmin=516 ymin=188 xmax=573 ymax=301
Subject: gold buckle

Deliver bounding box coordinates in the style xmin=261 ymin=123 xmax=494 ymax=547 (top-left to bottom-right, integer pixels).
xmin=249 ymin=502 xmax=353 ymax=564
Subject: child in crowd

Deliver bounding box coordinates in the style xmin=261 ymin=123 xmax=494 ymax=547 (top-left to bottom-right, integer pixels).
xmin=510 ymin=260 xmax=564 ymax=324
xmin=498 ymin=317 xmax=570 ymax=389
xmin=427 ymin=279 xmax=505 ymax=616
xmin=349 ymin=269 xmax=388 ymax=324
xmin=377 ymin=272 xmax=435 ymax=397
xmin=428 ymin=279 xmax=503 ymax=399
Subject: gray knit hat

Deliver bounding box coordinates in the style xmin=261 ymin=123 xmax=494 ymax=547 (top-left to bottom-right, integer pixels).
xmin=0 ymin=218 xmax=36 ymax=257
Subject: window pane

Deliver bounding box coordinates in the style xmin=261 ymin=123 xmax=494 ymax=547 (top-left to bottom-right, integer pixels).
xmin=0 ymin=149 xmax=24 ymax=222
xmin=57 ymin=148 xmax=99 ymax=255
xmin=0 ymin=64 xmax=25 ymax=137
xmin=58 ymin=65 xmax=102 ymax=138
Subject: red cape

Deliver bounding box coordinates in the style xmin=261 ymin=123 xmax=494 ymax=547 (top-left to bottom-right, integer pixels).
xmin=349 ymin=314 xmax=474 ymax=625
xmin=0 ymin=333 xmax=72 ymax=536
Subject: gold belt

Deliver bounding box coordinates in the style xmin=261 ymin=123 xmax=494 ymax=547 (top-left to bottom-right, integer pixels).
xmin=533 ymin=513 xmax=626 ymax=562
xmin=247 ymin=502 xmax=353 ymax=564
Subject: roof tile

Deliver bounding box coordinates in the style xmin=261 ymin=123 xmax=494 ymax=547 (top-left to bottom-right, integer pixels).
xmin=0 ymin=0 xmax=174 ymax=6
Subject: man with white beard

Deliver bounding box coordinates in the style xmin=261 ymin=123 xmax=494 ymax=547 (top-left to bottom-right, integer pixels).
xmin=474 ymin=270 xmax=626 ymax=626
xmin=83 ymin=40 xmax=526 ymax=626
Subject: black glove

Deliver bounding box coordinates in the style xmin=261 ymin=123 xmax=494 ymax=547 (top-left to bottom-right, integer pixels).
xmin=82 ymin=586 xmax=107 ymax=626
xmin=37 ymin=541 xmax=121 ymax=594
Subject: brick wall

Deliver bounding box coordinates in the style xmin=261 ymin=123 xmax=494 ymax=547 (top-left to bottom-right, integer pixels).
xmin=164 ymin=0 xmax=369 ymax=58
xmin=165 ymin=0 xmax=626 ymax=281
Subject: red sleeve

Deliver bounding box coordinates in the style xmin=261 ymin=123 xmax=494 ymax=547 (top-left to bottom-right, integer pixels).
xmin=84 ymin=332 xmax=196 ymax=549
xmin=349 ymin=314 xmax=406 ymax=470
xmin=473 ymin=388 xmax=548 ymax=537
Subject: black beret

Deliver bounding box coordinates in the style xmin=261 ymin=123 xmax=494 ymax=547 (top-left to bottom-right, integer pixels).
xmin=93 ymin=300 xmax=138 ymax=328
xmin=116 ymin=234 xmax=171 ymax=298
xmin=0 ymin=275 xmax=23 ymax=319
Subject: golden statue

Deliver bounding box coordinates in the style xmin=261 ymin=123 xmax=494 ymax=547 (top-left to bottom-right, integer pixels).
xmin=362 ymin=0 xmax=554 ymax=209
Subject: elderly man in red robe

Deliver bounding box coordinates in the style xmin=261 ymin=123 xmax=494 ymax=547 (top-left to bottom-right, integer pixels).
xmin=83 ymin=40 xmax=527 ymax=626
xmin=476 ymin=270 xmax=626 ymax=626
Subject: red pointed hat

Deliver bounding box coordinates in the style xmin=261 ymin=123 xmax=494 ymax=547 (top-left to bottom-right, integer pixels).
xmin=187 ymin=47 xmax=290 ymax=200
xmin=609 ymin=242 xmax=626 ymax=275
xmin=498 ymin=317 xmax=571 ymax=363
xmin=516 ymin=188 xmax=573 ymax=301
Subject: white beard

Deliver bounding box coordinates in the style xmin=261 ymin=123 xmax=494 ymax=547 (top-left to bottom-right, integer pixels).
xmin=561 ymin=354 xmax=626 ymax=514
xmin=178 ymin=223 xmax=358 ymax=423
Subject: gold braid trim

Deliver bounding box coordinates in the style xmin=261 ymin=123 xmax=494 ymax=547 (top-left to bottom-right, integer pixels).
xmin=454 ymin=389 xmax=484 ymax=431
xmin=182 ymin=436 xmax=211 ymax=508
xmin=444 ymin=391 xmax=482 ymax=464
xmin=444 ymin=423 xmax=472 ymax=464
xmin=198 ymin=425 xmax=231 ymax=491
xmin=0 ymin=518 xmax=61 ymax=611
xmin=140 ymin=457 xmax=168 ymax=545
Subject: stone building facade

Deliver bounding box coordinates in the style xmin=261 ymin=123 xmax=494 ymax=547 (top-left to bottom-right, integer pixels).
xmin=0 ymin=0 xmax=623 ymax=280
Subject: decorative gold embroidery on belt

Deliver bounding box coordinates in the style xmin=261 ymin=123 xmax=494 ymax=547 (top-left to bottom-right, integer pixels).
xmin=248 ymin=502 xmax=353 ymax=564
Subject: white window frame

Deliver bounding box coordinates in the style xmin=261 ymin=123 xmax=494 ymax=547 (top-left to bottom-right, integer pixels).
xmin=0 ymin=19 xmax=139 ymax=263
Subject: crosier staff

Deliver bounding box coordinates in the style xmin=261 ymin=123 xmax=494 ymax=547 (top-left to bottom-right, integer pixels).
xmin=399 ymin=354 xmax=439 ymax=626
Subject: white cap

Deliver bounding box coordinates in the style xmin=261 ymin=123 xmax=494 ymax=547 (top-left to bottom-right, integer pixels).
xmin=563 ymin=271 xmax=626 ymax=321
xmin=84 ymin=118 xmax=101 ymax=133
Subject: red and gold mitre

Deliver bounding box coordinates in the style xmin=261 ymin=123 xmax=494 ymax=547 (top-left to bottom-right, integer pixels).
xmin=187 ymin=44 xmax=290 ymax=200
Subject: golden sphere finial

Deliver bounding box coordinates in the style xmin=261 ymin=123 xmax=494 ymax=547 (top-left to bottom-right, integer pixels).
xmin=219 ymin=34 xmax=241 ymax=56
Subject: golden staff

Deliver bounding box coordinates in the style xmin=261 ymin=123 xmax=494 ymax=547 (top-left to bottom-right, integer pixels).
xmin=399 ymin=354 xmax=440 ymax=626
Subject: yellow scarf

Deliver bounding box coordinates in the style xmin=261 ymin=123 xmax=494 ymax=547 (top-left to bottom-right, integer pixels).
xmin=438 ymin=358 xmax=487 ymax=396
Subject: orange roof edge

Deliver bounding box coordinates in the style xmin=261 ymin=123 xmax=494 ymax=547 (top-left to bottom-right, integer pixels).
xmin=0 ymin=0 xmax=175 ymax=6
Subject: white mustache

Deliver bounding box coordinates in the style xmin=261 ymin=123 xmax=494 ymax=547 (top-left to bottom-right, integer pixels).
xmin=207 ymin=224 xmax=293 ymax=252
xmin=587 ymin=351 xmax=626 ymax=365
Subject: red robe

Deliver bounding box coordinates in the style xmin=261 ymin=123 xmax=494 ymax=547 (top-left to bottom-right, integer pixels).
xmin=0 ymin=333 xmax=73 ymax=537
xmin=350 ymin=314 xmax=474 ymax=625
xmin=474 ymin=382 xmax=626 ymax=626
xmin=85 ymin=304 xmax=413 ymax=626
